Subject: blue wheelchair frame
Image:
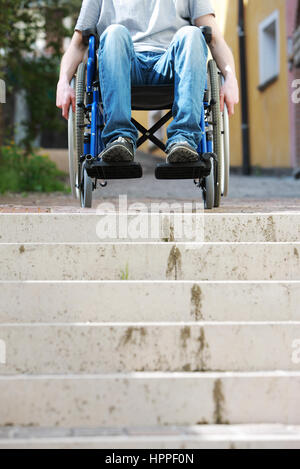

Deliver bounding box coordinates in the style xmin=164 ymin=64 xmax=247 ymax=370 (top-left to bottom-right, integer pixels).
xmin=83 ymin=34 xmax=213 ymax=163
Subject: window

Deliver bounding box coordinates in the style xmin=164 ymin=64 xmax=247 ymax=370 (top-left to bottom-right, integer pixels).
xmin=258 ymin=10 xmax=280 ymax=90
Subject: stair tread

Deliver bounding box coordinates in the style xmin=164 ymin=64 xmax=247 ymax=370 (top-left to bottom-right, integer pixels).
xmin=1 ymin=425 xmax=300 ymax=449
xmin=1 ymin=424 xmax=300 ymax=438
xmin=1 ymin=212 xmax=299 ymax=243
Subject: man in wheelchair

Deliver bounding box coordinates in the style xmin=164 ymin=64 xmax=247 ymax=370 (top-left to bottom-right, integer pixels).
xmin=57 ymin=0 xmax=239 ymax=167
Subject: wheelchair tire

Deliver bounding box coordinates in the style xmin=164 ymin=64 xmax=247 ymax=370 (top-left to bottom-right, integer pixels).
xmin=75 ymin=62 xmax=86 ymax=173
xmin=68 ymin=78 xmax=77 ymax=199
xmin=208 ymin=60 xmax=222 ymax=208
xmin=222 ymin=102 xmax=230 ymax=197
xmin=68 ymin=64 xmax=87 ymax=200
xmin=203 ymin=156 xmax=215 ymax=210
xmin=76 ymin=63 xmax=94 ymax=208
xmin=80 ymin=166 xmax=93 ymax=209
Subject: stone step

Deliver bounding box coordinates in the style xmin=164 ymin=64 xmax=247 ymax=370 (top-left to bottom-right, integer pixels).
xmin=0 ymin=372 xmax=299 ymax=427
xmin=1 ymin=281 xmax=299 ymax=323
xmin=0 ymin=213 xmax=299 ymax=243
xmin=1 ymin=425 xmax=300 ymax=449
xmin=0 ymin=322 xmax=300 ymax=374
xmin=1 ymin=243 xmax=300 ymax=281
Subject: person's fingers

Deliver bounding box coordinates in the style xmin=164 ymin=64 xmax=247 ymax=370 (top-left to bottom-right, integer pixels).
xmin=62 ymin=92 xmax=74 ymax=120
xmin=219 ymin=92 xmax=225 ymax=112
xmin=71 ymin=93 xmax=76 ymax=113
xmin=62 ymin=103 xmax=70 ymax=121
xmin=56 ymin=96 xmax=62 ymax=109
xmin=56 ymin=87 xmax=64 ymax=109
xmin=57 ymin=86 xmax=74 ymax=118
xmin=225 ymin=97 xmax=234 ymax=116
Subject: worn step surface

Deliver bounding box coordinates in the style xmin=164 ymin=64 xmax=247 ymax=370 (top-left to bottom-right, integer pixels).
xmin=0 ymin=425 xmax=300 ymax=449
xmin=0 ymin=322 xmax=299 ymax=374
xmin=1 ymin=211 xmax=299 ymax=447
xmin=0 ymin=213 xmax=299 ymax=243
xmin=0 ymin=281 xmax=299 ymax=323
xmin=0 ymin=372 xmax=299 ymax=427
xmin=1 ymin=243 xmax=300 ymax=281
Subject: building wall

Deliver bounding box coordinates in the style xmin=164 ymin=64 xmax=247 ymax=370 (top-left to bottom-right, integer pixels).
xmin=140 ymin=0 xmax=244 ymax=163
xmin=286 ymin=0 xmax=299 ymax=168
xmin=106 ymin=1 xmax=294 ymax=169
xmin=211 ymin=0 xmax=243 ymax=167
xmin=297 ymin=3 xmax=300 ymax=167
xmin=243 ymin=0 xmax=291 ymax=168
xmin=295 ymin=66 xmax=300 ymax=168
xmin=286 ymin=0 xmax=297 ymax=168
xmin=65 ymin=1 xmax=293 ymax=168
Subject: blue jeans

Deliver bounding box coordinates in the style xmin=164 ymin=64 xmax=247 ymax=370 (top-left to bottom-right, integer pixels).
xmin=98 ymin=25 xmax=208 ymax=151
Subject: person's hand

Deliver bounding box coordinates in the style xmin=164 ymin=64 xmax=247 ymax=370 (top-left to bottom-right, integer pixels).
xmin=56 ymin=80 xmax=76 ymax=120
xmin=220 ymin=74 xmax=239 ymax=116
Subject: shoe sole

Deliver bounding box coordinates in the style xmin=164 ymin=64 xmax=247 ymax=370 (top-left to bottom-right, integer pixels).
xmin=101 ymin=144 xmax=134 ymax=163
xmin=167 ymin=146 xmax=199 ymax=164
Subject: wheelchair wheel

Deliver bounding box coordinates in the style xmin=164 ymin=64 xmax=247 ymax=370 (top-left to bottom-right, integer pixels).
xmin=208 ymin=60 xmax=222 ymax=208
xmin=222 ymin=102 xmax=230 ymax=197
xmin=68 ymin=63 xmax=87 ymax=199
xmin=80 ymin=165 xmax=93 ymax=209
xmin=68 ymin=79 xmax=77 ymax=199
xmin=203 ymin=156 xmax=215 ymax=210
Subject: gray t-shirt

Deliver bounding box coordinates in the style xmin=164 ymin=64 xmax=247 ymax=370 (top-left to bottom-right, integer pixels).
xmin=75 ymin=0 xmax=215 ymax=53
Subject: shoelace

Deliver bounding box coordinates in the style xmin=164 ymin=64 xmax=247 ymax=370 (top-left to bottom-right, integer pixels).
xmin=167 ymin=142 xmax=198 ymax=154
xmin=115 ymin=137 xmax=132 ymax=145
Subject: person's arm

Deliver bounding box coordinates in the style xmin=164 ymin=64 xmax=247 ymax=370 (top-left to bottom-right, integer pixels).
xmin=195 ymin=14 xmax=239 ymax=116
xmin=56 ymin=31 xmax=87 ymax=120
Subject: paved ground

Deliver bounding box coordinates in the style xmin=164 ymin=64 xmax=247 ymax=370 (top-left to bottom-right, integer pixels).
xmin=0 ymin=152 xmax=299 ymax=213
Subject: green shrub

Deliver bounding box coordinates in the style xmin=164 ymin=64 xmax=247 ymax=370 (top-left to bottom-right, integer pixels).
xmin=0 ymin=145 xmax=69 ymax=194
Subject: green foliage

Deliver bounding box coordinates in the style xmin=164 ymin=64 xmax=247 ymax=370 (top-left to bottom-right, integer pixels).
xmin=12 ymin=55 xmax=63 ymax=151
xmin=120 ymin=263 xmax=129 ymax=281
xmin=0 ymin=0 xmax=82 ymax=151
xmin=0 ymin=144 xmax=69 ymax=193
xmin=0 ymin=1 xmax=82 ymax=67
xmin=0 ymin=1 xmax=41 ymax=67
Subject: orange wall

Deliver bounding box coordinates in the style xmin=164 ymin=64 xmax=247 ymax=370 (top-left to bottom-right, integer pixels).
xmin=141 ymin=0 xmax=244 ymax=162
xmin=211 ymin=0 xmax=243 ymax=167
xmin=213 ymin=0 xmax=291 ymax=168
xmin=244 ymin=0 xmax=290 ymax=167
xmin=141 ymin=0 xmax=291 ymax=168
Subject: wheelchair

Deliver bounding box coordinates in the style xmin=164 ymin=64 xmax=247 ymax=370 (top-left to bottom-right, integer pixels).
xmin=68 ymin=26 xmax=230 ymax=209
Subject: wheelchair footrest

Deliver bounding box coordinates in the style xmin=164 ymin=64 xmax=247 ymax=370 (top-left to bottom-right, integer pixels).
xmin=155 ymin=159 xmax=211 ymax=180
xmin=85 ymin=160 xmax=143 ymax=180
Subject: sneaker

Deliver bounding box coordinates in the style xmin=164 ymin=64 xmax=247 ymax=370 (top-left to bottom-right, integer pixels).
xmin=166 ymin=142 xmax=199 ymax=163
xmin=101 ymin=137 xmax=134 ymax=162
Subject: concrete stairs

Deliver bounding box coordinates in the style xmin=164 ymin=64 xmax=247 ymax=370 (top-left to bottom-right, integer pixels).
xmin=0 ymin=212 xmax=299 ymax=449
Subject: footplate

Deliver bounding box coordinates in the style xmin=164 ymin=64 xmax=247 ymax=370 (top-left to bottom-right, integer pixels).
xmin=155 ymin=159 xmax=211 ymax=180
xmin=85 ymin=160 xmax=143 ymax=180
